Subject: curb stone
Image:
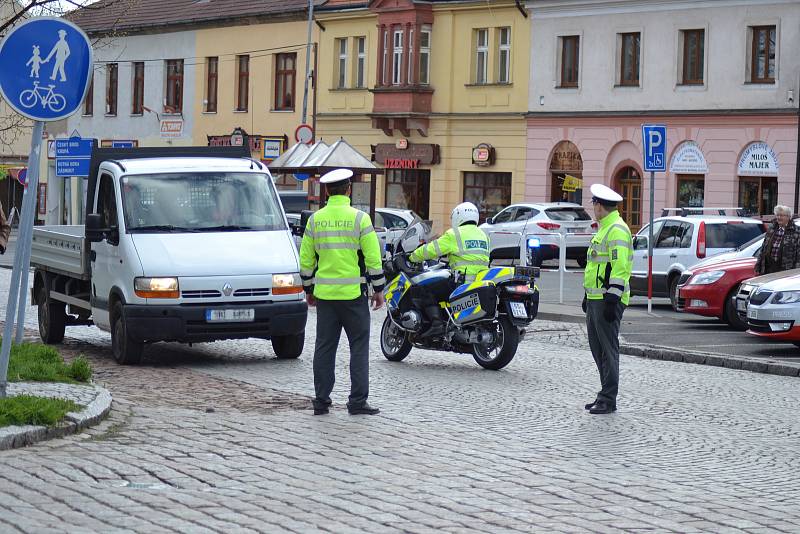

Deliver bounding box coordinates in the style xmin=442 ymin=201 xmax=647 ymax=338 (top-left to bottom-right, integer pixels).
xmin=0 ymin=384 xmax=113 ymax=450
xmin=619 ymin=342 xmax=800 ymax=378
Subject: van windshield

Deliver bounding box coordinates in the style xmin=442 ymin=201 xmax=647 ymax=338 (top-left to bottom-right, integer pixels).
xmin=122 ymin=172 xmax=287 ymax=233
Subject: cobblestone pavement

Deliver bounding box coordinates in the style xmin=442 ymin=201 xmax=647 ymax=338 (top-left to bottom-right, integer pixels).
xmin=1 ymin=269 xmax=800 ymax=532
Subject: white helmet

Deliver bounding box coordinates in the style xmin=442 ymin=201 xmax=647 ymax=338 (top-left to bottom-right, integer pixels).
xmin=451 ymin=202 xmax=480 ymax=228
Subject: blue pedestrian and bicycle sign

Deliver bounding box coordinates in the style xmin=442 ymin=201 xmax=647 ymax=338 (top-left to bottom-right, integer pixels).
xmin=0 ymin=17 xmax=93 ymax=122
xmin=55 ymin=137 xmax=95 ymax=177
xmin=641 ymin=124 xmax=667 ymax=172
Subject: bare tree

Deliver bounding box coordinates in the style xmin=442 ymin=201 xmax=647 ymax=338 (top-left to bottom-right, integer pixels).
xmin=0 ymin=1 xmax=123 ymax=36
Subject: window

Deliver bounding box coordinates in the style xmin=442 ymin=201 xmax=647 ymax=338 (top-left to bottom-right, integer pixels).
xmin=165 ymin=59 xmax=183 ymax=113
xmin=655 ymin=221 xmax=685 ymax=248
xmin=274 ymin=53 xmax=296 ymax=111
xmin=105 ymin=63 xmax=118 ymax=115
xmin=83 ymin=73 xmax=93 ymax=115
xmin=336 ymin=38 xmax=348 ymax=88
xmin=356 ymin=37 xmax=366 ymax=88
xmin=739 ymin=177 xmax=777 ymax=216
xmin=475 ymin=29 xmax=488 ymax=84
xmin=498 ymin=27 xmax=511 ymax=83
xmin=205 ymin=57 xmax=218 ymax=113
xmin=560 ymin=35 xmax=580 ymax=87
xmin=463 ymin=172 xmax=512 ymax=223
xmin=96 ymin=174 xmax=119 ymax=231
xmin=491 ymin=208 xmax=515 ymax=224
xmin=513 ymin=207 xmax=536 ymax=222
xmin=132 ymin=61 xmax=144 ymax=115
xmin=375 ymin=211 xmax=408 ymax=230
xmin=545 ymin=207 xmax=591 ymax=221
xmin=420 ymin=26 xmax=431 ymax=85
xmin=385 ymin=169 xmax=430 ymax=219
xmin=382 ymin=29 xmax=389 ymax=85
xmin=235 ymin=55 xmax=249 ymax=112
xmin=619 ymin=32 xmax=640 ymax=86
xmin=751 ymin=25 xmax=776 ymax=83
xmin=706 ymin=223 xmax=764 ymax=249
xmin=634 ymin=221 xmax=664 ymax=250
xmin=677 ymin=175 xmax=705 ymax=208
xmin=408 ymin=28 xmax=414 ymax=84
xmin=681 ymin=29 xmax=704 ymax=85
xmin=392 ymin=29 xmax=403 ymax=85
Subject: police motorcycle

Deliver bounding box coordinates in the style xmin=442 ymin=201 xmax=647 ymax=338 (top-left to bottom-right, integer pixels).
xmin=380 ymin=218 xmax=540 ymax=370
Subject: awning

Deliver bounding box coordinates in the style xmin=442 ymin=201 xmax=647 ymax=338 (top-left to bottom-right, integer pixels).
xmin=268 ymin=138 xmax=382 ymax=175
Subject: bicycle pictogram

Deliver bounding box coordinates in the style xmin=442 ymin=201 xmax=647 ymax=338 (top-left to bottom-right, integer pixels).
xmin=19 ymin=81 xmax=66 ymax=112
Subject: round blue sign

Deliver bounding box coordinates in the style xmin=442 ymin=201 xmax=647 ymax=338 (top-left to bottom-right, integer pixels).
xmin=0 ymin=17 xmax=93 ymax=122
xmin=294 ymin=173 xmax=311 ymax=181
xmin=17 ymin=168 xmax=27 ymax=186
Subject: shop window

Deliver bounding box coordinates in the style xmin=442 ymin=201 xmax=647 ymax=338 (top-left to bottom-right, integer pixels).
xmin=274 ymin=53 xmax=296 ymax=111
xmin=750 ymin=26 xmax=776 ymax=83
xmin=680 ymin=29 xmax=704 ymax=85
xmin=105 ymin=63 xmax=117 ymax=116
xmin=614 ymin=166 xmax=642 ymax=230
xmin=205 ymin=57 xmax=218 ymax=113
xmin=619 ymin=32 xmax=640 ymax=86
xmin=738 ymin=177 xmax=777 ymax=216
xmin=273 ymin=174 xmax=296 ymax=191
xmin=463 ymin=172 xmax=511 ymax=223
xmin=165 ymin=59 xmax=183 ymax=113
xmin=549 ymin=141 xmax=583 ymax=204
xmin=559 ymin=35 xmax=579 ymax=88
xmin=677 ymin=175 xmax=705 ymax=208
xmin=132 ymin=61 xmax=144 ymax=115
xmin=385 ymin=169 xmax=430 ymax=219
xmin=236 ymin=55 xmax=249 ymax=112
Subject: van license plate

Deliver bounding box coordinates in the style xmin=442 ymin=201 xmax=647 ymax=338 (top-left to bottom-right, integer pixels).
xmin=509 ymin=302 xmax=528 ymax=319
xmin=205 ymin=309 xmax=255 ymax=323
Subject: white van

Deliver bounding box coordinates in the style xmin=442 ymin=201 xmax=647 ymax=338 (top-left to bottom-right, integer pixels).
xmin=31 ymin=147 xmax=307 ymax=364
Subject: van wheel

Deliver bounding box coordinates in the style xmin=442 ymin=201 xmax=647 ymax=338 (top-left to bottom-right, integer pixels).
xmin=111 ymin=302 xmax=143 ymax=365
xmin=723 ymin=286 xmax=748 ymax=331
xmin=37 ymin=286 xmax=66 ymax=344
xmin=668 ymin=275 xmax=680 ymax=311
xmin=272 ymin=332 xmax=304 ymax=359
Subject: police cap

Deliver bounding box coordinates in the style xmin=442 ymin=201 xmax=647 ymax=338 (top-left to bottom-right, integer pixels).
xmin=320 ymin=168 xmax=354 ymax=185
xmin=590 ymin=183 xmax=623 ymax=206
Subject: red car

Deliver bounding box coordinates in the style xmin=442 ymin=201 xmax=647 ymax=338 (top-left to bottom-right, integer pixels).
xmin=677 ymin=236 xmax=763 ymax=329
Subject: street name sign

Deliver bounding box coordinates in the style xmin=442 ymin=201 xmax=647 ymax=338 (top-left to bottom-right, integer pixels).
xmin=55 ymin=137 xmax=94 ymax=177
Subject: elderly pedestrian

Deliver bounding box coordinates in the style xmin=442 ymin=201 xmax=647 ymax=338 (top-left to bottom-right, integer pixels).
xmin=0 ymin=200 xmax=10 ymax=255
xmin=755 ymin=205 xmax=800 ymax=275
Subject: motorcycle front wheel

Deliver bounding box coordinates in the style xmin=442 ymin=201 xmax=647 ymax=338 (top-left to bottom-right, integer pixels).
xmin=472 ymin=316 xmax=519 ymax=370
xmin=380 ymin=315 xmax=412 ymax=362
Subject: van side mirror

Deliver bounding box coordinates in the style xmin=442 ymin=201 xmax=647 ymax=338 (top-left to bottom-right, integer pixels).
xmin=86 ymin=214 xmax=107 ymax=243
xmin=633 ymin=235 xmax=648 ymax=250
xmin=297 ymin=209 xmax=313 ymax=236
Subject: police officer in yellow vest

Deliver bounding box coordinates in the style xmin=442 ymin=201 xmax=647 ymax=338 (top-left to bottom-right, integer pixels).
xmin=582 ymin=183 xmax=633 ymax=415
xmin=299 ymin=169 xmax=385 ymax=416
xmin=409 ymin=202 xmax=490 ymax=336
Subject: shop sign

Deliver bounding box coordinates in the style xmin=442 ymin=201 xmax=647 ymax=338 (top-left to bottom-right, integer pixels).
xmin=561 ymin=174 xmax=583 ymax=192
xmin=396 ymin=138 xmax=408 ymax=149
xmin=262 ymin=137 xmax=284 ymax=163
xmin=208 ymin=129 xmax=270 ymax=153
xmin=100 ymin=139 xmax=138 ymax=148
xmin=738 ymin=142 xmax=779 ymax=177
xmin=669 ymin=141 xmax=708 ymax=174
xmin=385 ymin=158 xmax=420 ymax=169
xmin=373 ymin=143 xmax=439 ymax=166
xmin=549 ymin=141 xmax=583 ymax=172
xmin=472 ymin=143 xmax=495 ymax=167
xmin=160 ymin=119 xmax=184 ymax=138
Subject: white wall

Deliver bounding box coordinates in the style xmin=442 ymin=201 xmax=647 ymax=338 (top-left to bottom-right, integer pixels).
xmin=527 ymin=0 xmax=800 ymax=112
xmin=61 ymin=29 xmax=197 ymax=145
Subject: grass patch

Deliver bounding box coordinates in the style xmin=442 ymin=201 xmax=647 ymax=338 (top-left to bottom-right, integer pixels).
xmin=0 ymin=395 xmax=82 ymax=427
xmin=0 ymin=339 xmax=92 ymax=384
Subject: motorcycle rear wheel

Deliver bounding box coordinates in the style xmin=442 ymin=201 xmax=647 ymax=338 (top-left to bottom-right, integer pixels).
xmin=381 ymin=315 xmax=412 ymax=362
xmin=472 ymin=316 xmax=519 ymax=370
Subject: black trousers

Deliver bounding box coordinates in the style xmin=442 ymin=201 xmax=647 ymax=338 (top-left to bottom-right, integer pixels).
xmin=585 ymin=299 xmax=625 ymax=405
xmin=313 ymin=295 xmax=371 ymax=409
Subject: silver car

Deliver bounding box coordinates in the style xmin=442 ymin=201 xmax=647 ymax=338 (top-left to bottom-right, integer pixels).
xmin=735 ymin=268 xmax=800 ymax=340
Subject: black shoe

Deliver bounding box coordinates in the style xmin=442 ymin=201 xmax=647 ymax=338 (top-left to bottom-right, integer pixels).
xmin=348 ymin=403 xmax=380 ymax=415
xmin=312 ymin=400 xmax=331 ymax=415
xmin=589 ymin=401 xmax=616 ymax=415
xmin=584 ymin=400 xmax=598 ymax=410
xmin=421 ymin=323 xmax=445 ymax=338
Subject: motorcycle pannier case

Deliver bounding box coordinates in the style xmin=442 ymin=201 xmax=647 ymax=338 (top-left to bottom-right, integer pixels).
xmin=448 ymin=281 xmax=497 ymax=325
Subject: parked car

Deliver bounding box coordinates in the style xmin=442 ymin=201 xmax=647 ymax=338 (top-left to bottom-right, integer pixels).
xmin=631 ymin=215 xmax=765 ymax=309
xmin=480 ymin=202 xmax=597 ymax=267
xmin=734 ymin=269 xmax=800 ymax=346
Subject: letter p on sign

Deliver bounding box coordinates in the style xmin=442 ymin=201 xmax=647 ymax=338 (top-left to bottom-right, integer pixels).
xmin=642 ymin=124 xmax=667 ymax=172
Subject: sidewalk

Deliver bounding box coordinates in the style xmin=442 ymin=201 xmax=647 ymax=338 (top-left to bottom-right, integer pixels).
xmin=0 ymin=228 xmax=19 ymax=269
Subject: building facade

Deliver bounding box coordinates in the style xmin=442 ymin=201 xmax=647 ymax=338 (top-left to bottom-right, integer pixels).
xmin=316 ymin=0 xmax=531 ymax=232
xmin=525 ymin=0 xmax=800 ymax=230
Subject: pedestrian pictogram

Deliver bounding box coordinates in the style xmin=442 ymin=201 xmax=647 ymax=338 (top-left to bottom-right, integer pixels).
xmin=0 ymin=18 xmax=93 ymax=122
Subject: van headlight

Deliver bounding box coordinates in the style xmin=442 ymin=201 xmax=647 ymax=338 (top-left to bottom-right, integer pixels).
xmin=688 ymin=271 xmax=725 ymax=285
xmin=773 ymin=291 xmax=800 ymax=304
xmin=272 ymin=273 xmax=303 ymax=295
xmin=134 ymin=277 xmax=179 ymax=298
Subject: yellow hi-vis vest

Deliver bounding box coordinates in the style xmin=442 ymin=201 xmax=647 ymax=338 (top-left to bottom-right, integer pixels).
xmin=583 ymin=210 xmax=633 ymax=305
xmin=299 ymin=195 xmax=385 ymax=300
xmin=410 ymin=224 xmax=490 ymax=278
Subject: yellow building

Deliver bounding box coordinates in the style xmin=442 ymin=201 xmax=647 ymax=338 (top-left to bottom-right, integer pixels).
xmin=193 ymin=17 xmax=318 ymax=189
xmin=315 ymin=0 xmax=530 ymax=231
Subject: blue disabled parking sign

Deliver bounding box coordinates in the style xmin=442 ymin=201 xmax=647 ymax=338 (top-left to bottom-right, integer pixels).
xmin=0 ymin=17 xmax=93 ymax=122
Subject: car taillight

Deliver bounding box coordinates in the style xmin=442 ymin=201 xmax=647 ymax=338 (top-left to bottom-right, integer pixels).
xmin=537 ymin=222 xmax=561 ymax=230
xmin=697 ymin=221 xmax=706 ymax=258
xmin=590 ymin=222 xmax=599 ymax=230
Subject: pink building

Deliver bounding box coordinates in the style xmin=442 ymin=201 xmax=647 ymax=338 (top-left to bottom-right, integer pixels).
xmin=525 ymin=0 xmax=800 ymax=231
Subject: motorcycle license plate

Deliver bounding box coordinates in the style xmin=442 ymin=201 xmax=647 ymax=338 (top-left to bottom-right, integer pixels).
xmin=205 ymin=308 xmax=255 ymax=323
xmin=736 ymin=299 xmax=746 ymax=312
xmin=509 ymin=302 xmax=528 ymax=319
xmin=747 ymin=309 xmax=758 ymax=320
